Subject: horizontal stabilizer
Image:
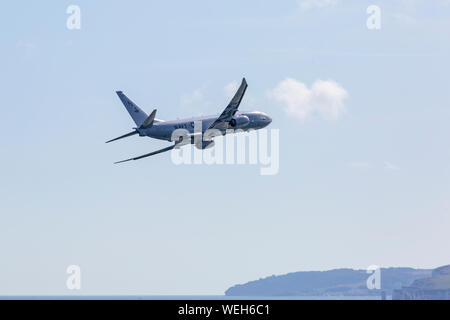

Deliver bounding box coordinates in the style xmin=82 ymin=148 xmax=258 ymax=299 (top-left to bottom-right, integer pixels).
xmin=140 ymin=109 xmax=157 ymax=129
xmin=105 ymin=130 xmax=138 ymax=143
xmin=114 ymin=144 xmax=176 ymax=164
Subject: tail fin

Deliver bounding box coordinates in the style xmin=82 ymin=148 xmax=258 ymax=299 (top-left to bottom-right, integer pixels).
xmin=116 ymin=91 xmax=148 ymax=127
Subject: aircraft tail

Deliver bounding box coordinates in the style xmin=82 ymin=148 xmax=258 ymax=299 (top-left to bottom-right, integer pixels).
xmin=116 ymin=91 xmax=149 ymax=127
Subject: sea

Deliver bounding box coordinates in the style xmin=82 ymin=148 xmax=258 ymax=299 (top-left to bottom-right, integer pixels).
xmin=0 ymin=295 xmax=389 ymax=300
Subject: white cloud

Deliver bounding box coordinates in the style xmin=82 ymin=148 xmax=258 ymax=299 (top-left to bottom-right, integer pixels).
xmin=180 ymin=86 xmax=211 ymax=116
xmin=298 ymin=0 xmax=338 ymax=9
xmin=269 ymin=78 xmax=348 ymax=120
xmin=224 ymin=81 xmax=238 ymax=100
xmin=349 ymin=162 xmax=371 ymax=168
xmin=180 ymin=80 xmax=254 ymax=116
xmin=392 ymin=13 xmax=417 ymax=27
xmin=224 ymin=80 xmax=257 ymax=107
xmin=384 ymin=161 xmax=399 ymax=170
xmin=181 ymin=88 xmax=204 ymax=106
xmin=349 ymin=161 xmax=399 ymax=170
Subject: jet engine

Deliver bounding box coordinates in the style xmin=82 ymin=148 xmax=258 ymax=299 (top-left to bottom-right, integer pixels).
xmin=229 ymin=115 xmax=250 ymax=129
xmin=195 ymin=140 xmax=215 ymax=150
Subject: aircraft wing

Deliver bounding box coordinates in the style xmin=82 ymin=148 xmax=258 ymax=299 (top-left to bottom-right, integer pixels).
xmin=114 ymin=130 xmax=203 ymax=164
xmin=206 ymin=78 xmax=248 ymax=131
xmin=114 ymin=144 xmax=177 ymax=164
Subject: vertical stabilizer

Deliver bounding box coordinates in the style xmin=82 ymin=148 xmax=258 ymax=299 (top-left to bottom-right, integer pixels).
xmin=116 ymin=91 xmax=148 ymax=127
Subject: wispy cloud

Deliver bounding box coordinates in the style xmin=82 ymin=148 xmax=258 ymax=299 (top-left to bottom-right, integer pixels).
xmin=349 ymin=161 xmax=400 ymax=170
xmin=384 ymin=161 xmax=399 ymax=170
xmin=224 ymin=81 xmax=238 ymax=100
xmin=180 ymin=80 xmax=256 ymax=116
xmin=269 ymin=78 xmax=348 ymax=121
xmin=298 ymin=0 xmax=338 ymax=9
xmin=391 ymin=0 xmax=450 ymax=28
xmin=392 ymin=13 xmax=417 ymax=27
xmin=179 ymin=86 xmax=211 ymax=116
xmin=349 ymin=162 xmax=371 ymax=168
xmin=16 ymin=40 xmax=36 ymax=50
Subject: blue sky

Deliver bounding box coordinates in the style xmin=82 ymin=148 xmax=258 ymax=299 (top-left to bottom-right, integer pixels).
xmin=0 ymin=0 xmax=449 ymax=295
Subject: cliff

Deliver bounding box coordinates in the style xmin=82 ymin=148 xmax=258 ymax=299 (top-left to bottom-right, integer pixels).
xmin=393 ymin=265 xmax=450 ymax=300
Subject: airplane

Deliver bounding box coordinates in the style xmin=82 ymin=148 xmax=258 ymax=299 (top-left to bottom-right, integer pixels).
xmin=106 ymin=78 xmax=272 ymax=164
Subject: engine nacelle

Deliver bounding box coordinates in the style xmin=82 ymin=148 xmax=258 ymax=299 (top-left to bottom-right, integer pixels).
xmin=229 ymin=115 xmax=250 ymax=129
xmin=195 ymin=140 xmax=215 ymax=150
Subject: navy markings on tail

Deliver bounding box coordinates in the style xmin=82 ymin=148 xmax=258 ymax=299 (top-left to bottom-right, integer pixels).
xmin=116 ymin=91 xmax=149 ymax=127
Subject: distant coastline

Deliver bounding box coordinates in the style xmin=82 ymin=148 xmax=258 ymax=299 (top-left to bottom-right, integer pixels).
xmin=225 ymin=267 xmax=433 ymax=298
xmin=393 ymin=265 xmax=450 ymax=299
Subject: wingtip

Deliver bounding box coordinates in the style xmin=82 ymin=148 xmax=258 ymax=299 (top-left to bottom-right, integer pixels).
xmin=114 ymin=159 xmax=130 ymax=164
